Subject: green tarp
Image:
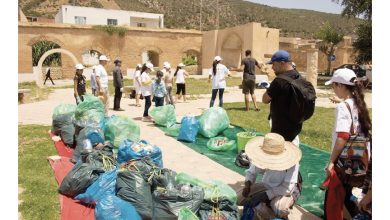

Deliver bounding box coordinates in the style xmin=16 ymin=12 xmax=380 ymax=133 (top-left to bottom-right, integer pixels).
xmin=158 ymin=125 xmax=328 ymax=217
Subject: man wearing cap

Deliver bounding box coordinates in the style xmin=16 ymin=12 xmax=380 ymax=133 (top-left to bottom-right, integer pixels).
xmin=241 ymin=50 xmax=263 ymax=111
xmin=237 ymin=133 xmax=302 ymax=219
xmin=262 ymin=50 xmax=302 ymax=144
xmin=161 ymin=62 xmax=174 ymax=105
xmin=73 ymin=64 xmax=86 ymax=105
xmin=113 ymin=58 xmax=124 ymax=111
xmin=95 ymin=55 xmax=110 ymax=115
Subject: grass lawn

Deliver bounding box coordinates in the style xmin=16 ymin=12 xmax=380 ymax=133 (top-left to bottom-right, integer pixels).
xmin=171 ymin=77 xmax=243 ymax=96
xmin=18 ymin=82 xmax=53 ymax=104
xmin=19 ymin=125 xmax=59 ymax=220
xmin=224 ymin=102 xmax=372 ymax=152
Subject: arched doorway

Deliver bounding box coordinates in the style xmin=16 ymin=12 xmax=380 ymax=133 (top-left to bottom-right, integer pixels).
xmin=35 ymin=48 xmax=79 ymax=87
xmin=140 ymin=46 xmax=162 ymax=68
xmin=221 ymin=33 xmax=242 ymax=69
xmin=81 ymin=49 xmax=101 ymax=66
xmin=182 ymin=48 xmax=201 ymax=74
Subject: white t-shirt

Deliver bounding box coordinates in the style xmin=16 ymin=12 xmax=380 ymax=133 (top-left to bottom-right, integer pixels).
xmin=95 ymin=64 xmax=109 ymax=88
xmin=175 ymin=69 xmax=186 ymax=84
xmin=209 ymin=63 xmax=229 ymax=89
xmin=331 ymin=98 xmax=361 ymax=150
xmin=140 ymin=72 xmax=152 ymax=96
xmin=133 ymin=70 xmax=141 ymax=88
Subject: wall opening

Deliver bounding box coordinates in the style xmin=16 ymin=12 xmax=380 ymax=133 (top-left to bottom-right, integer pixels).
xmin=141 ymin=51 xmax=159 ymax=67
xmin=183 ymin=49 xmax=201 ymax=74
xmin=32 ymin=41 xmax=62 ymax=67
xmin=82 ymin=49 xmax=101 ymax=67
xmin=221 ymin=34 xmax=242 ymax=69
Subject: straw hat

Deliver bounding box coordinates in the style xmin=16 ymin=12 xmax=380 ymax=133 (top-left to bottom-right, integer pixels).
xmin=245 ymin=133 xmax=302 ymax=171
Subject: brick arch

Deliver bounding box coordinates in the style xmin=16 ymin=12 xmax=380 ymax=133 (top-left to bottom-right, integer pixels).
xmin=27 ymin=35 xmax=65 ymax=47
xmin=221 ymin=32 xmax=243 ymax=68
xmin=140 ymin=46 xmax=163 ymax=54
xmin=181 ymin=47 xmax=200 ymax=54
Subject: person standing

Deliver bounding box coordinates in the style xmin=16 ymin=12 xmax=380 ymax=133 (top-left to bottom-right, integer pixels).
xmin=113 ymin=58 xmax=124 ymax=111
xmin=174 ymin=63 xmax=189 ymax=102
xmin=152 ymin=70 xmax=167 ymax=107
xmin=208 ymin=56 xmax=230 ymax=108
xmin=95 ymin=55 xmax=110 ymax=116
xmin=133 ymin=64 xmax=142 ymax=107
xmin=73 ymin=64 xmax=86 ymax=105
xmin=162 ymin=62 xmax=174 ymax=106
xmin=91 ymin=65 xmax=97 ymax=96
xmin=241 ymin=50 xmax=262 ymax=111
xmin=140 ymin=62 xmax=154 ymax=122
xmin=44 ymin=67 xmax=55 ymax=85
xmin=262 ymin=50 xmax=302 ymax=145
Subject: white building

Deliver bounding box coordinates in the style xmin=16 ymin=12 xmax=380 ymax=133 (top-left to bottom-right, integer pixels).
xmin=55 ymin=5 xmax=164 ymax=28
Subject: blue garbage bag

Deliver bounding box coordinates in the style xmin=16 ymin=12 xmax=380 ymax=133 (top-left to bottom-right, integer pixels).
xmin=117 ymin=139 xmax=163 ymax=167
xmin=95 ymin=195 xmax=141 ymax=220
xmin=75 ymin=169 xmax=118 ymax=204
xmin=177 ymin=116 xmax=199 ymax=143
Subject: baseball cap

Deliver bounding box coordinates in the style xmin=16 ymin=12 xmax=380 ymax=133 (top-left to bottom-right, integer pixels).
xmin=214 ymin=56 xmax=223 ymax=61
xmin=325 ymin=68 xmax=357 ymax=86
xmin=145 ymin=62 xmax=154 ymax=71
xmin=75 ymin=64 xmax=85 ymax=70
xmin=178 ymin=63 xmax=185 ymax=67
xmin=99 ymin=55 xmax=110 ymax=61
xmin=266 ymin=50 xmax=291 ymax=64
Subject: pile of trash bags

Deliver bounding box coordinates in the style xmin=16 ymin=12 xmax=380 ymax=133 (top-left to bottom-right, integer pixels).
xmin=198 ymin=107 xmax=230 ymax=138
xmin=104 ymin=115 xmax=140 ymax=150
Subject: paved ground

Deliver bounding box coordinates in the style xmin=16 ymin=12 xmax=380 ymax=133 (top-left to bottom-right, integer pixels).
xmin=18 ymin=85 xmax=372 ymax=219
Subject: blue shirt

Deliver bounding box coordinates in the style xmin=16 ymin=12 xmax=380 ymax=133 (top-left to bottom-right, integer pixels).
xmin=152 ymin=80 xmax=167 ymax=98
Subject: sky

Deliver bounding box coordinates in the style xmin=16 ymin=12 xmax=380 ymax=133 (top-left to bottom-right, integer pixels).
xmin=246 ymin=0 xmax=344 ymax=14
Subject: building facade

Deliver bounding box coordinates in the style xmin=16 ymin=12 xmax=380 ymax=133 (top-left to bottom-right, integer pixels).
xmin=54 ymin=5 xmax=164 ymax=28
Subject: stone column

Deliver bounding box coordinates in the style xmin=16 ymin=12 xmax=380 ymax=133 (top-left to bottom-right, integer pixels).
xmin=306 ymin=48 xmax=319 ymax=88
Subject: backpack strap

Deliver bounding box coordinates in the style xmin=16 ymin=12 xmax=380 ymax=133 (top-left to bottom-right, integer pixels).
xmin=344 ymin=101 xmax=356 ymax=136
xmin=277 ymin=73 xmax=294 ymax=83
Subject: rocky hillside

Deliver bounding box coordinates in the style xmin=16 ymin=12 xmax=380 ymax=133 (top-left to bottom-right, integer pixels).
xmin=19 ymin=0 xmax=362 ymax=38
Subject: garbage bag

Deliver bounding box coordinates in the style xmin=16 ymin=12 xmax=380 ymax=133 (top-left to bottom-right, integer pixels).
xmin=198 ymin=107 xmax=230 ymax=138
xmin=165 ymin=124 xmax=181 ymax=137
xmin=73 ymin=125 xmax=105 ymax=163
xmin=152 ymin=184 xmax=205 ymax=219
xmin=104 ymin=115 xmax=140 ymax=148
xmin=177 ymin=116 xmax=199 ymax=143
xmin=175 ymin=173 xmax=237 ymax=204
xmin=149 ymin=105 xmax=176 ymax=127
xmin=85 ymin=146 xmax=116 ymax=171
xmin=95 ymin=195 xmax=142 ymax=220
xmin=117 ymin=139 xmax=163 ymax=167
xmin=74 ymin=94 xmax=105 ymax=126
xmin=178 ymin=208 xmax=200 ymax=220
xmin=206 ymin=137 xmax=236 ymax=152
xmin=52 ymin=104 xmax=77 ymax=119
xmin=52 ymin=114 xmax=75 ymax=147
xmin=151 ymin=168 xmax=177 ymax=190
xmin=197 ymin=199 xmax=240 ymax=220
xmin=75 ymin=168 xmax=118 ymax=204
xmin=58 ymin=163 xmax=104 ymax=198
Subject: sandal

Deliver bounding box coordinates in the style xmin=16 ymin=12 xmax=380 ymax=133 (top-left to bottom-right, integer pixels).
xmin=254 ymin=108 xmax=260 ymax=112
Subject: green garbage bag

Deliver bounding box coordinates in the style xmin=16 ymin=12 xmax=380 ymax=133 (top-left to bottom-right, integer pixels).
xmin=52 ymin=104 xmax=77 ymax=119
xmin=104 ymin=115 xmax=140 ymax=148
xmin=149 ymin=105 xmax=176 ymax=127
xmin=178 ymin=208 xmax=199 ymax=220
xmin=175 ymin=173 xmax=237 ymax=204
xmin=74 ymin=95 xmax=105 ymax=126
xmin=198 ymin=107 xmax=230 ymax=138
xmin=206 ymin=137 xmax=236 ymax=152
xmin=165 ymin=124 xmax=181 ymax=137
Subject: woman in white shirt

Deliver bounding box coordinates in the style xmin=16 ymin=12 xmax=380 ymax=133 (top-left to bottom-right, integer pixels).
xmin=174 ymin=63 xmax=189 ymax=102
xmin=208 ymin=56 xmax=230 ymax=108
xmin=133 ymin=64 xmax=142 ymax=107
xmin=140 ymin=62 xmax=154 ymax=122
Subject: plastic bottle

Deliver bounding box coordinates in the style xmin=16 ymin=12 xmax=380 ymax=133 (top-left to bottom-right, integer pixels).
xmin=180 ymin=184 xmax=191 ymax=197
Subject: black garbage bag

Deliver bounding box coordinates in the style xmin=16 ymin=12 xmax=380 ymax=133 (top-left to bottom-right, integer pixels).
xmin=116 ymin=158 xmax=157 ymax=219
xmin=52 ymin=114 xmax=75 ymax=147
xmin=152 ymin=184 xmax=205 ymax=219
xmin=58 ymin=163 xmax=104 ymax=198
xmin=151 ymin=168 xmax=177 ymax=191
xmin=85 ymin=144 xmax=116 ymax=171
xmin=197 ymin=199 xmax=241 ymax=220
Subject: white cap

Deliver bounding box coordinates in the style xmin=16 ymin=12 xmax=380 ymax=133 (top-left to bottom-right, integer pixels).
xmin=178 ymin=63 xmax=185 ymax=67
xmin=75 ymin=64 xmax=85 ymax=70
xmin=145 ymin=62 xmax=154 ymax=71
xmin=136 ymin=64 xmax=142 ymax=68
xmin=99 ymin=55 xmax=110 ymax=61
xmin=163 ymin=62 xmax=171 ymax=69
xmin=214 ymin=56 xmax=223 ymax=61
xmin=325 ymin=68 xmax=357 ymax=86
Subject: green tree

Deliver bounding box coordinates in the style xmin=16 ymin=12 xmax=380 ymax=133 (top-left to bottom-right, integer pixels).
xmin=316 ymin=22 xmax=344 ymax=75
xmin=32 ymin=41 xmax=61 ymax=67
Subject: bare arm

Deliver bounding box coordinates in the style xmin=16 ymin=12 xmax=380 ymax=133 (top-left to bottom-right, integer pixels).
xmin=74 ymin=79 xmax=78 ymax=97
xmin=96 ymin=76 xmax=101 ymax=92
xmin=326 ymin=137 xmax=348 ymax=176
xmin=262 ymin=92 xmax=271 ymax=104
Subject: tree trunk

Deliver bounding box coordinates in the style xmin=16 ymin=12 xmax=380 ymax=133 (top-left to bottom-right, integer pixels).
xmin=326 ymin=45 xmax=335 ymax=76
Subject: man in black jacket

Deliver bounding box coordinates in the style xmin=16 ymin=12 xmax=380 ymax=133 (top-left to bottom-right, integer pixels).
xmin=113 ymin=59 xmax=124 ymax=111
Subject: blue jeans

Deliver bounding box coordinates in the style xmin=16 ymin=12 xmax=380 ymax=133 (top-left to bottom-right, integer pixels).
xmin=210 ymin=88 xmax=225 ymax=107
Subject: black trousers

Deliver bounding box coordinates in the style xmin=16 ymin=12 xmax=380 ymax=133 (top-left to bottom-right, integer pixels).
xmin=143 ymin=95 xmax=151 ymax=117
xmin=154 ymin=97 xmax=164 ymax=107
xmin=210 ymin=88 xmax=225 ymax=107
xmin=44 ymin=75 xmax=55 ymax=85
xmin=114 ymin=87 xmax=122 ymax=109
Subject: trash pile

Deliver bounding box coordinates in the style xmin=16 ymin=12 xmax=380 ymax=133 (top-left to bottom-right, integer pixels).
xmin=51 ymin=103 xmax=241 ymax=219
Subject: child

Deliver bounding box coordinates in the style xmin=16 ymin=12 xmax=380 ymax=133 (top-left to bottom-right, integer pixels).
xmin=174 ymin=63 xmax=189 ymax=102
xmin=152 ymin=70 xmax=167 ymax=107
xmin=73 ymin=64 xmax=86 ymax=105
xmin=140 ymin=62 xmax=154 ymax=122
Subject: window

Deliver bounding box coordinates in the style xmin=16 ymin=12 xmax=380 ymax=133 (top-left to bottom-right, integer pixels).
xmin=107 ymin=19 xmax=118 ymax=25
xmin=74 ymin=16 xmax=86 ymax=24
xmin=137 ymin=23 xmax=146 ymax=27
